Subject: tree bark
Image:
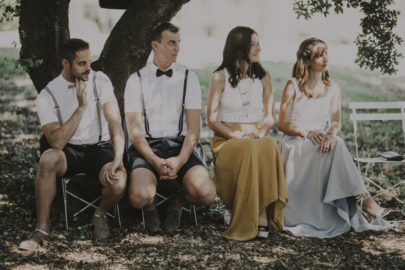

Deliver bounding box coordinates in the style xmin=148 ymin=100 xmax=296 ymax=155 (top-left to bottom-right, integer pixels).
xmin=19 ymin=0 xmax=70 ymax=91
xmin=19 ymin=0 xmax=189 ymax=113
xmin=92 ymin=0 xmax=189 ymax=111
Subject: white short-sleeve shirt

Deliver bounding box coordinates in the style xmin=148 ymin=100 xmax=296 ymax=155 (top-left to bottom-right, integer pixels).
xmin=36 ymin=70 xmax=117 ymax=145
xmin=124 ymin=63 xmax=202 ymax=138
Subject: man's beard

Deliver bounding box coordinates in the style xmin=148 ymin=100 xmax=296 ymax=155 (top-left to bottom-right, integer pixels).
xmin=70 ymin=68 xmax=90 ymax=81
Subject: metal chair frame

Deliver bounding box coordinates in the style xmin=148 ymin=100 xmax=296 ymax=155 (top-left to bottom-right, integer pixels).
xmin=61 ymin=174 xmax=122 ymax=230
xmin=349 ymin=101 xmax=405 ymax=207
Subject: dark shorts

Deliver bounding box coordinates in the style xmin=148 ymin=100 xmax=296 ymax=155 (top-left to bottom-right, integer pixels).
xmin=41 ymin=136 xmax=114 ymax=178
xmin=127 ymin=136 xmax=205 ymax=183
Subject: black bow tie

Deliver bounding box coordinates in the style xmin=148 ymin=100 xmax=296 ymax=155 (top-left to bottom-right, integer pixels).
xmin=156 ymin=68 xmax=173 ymax=77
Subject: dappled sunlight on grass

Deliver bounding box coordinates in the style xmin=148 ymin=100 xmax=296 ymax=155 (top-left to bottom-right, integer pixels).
xmin=0 ymin=111 xmax=18 ymax=121
xmin=12 ymin=78 xmax=34 ymax=88
xmin=225 ymin=253 xmax=240 ymax=260
xmin=70 ymin=240 xmax=93 ymax=248
xmin=59 ymin=251 xmax=108 ymax=263
xmin=271 ymin=246 xmax=296 ymax=254
xmin=360 ymin=233 xmax=405 ymax=259
xmin=0 ymin=194 xmax=14 ymax=206
xmin=120 ymin=232 xmax=166 ymax=245
xmin=11 ymin=99 xmax=36 ymax=109
xmin=252 ymin=256 xmax=277 ymax=264
xmin=8 ymin=264 xmax=50 ymax=270
xmin=380 ymin=239 xmax=405 ymax=258
xmin=7 ymin=134 xmax=37 ymax=144
xmin=176 ymin=254 xmax=196 ymax=261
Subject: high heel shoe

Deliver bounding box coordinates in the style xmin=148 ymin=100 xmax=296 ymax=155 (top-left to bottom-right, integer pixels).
xmin=356 ymin=194 xmax=392 ymax=221
xmin=257 ymin=225 xmax=269 ymax=238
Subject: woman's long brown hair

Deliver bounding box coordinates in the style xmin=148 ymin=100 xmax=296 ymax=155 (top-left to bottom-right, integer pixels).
xmin=216 ymin=26 xmax=266 ymax=88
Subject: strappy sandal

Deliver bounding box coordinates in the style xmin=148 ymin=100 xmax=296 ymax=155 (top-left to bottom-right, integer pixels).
xmin=374 ymin=208 xmax=392 ymax=219
xmin=356 ymin=194 xmax=392 ymax=221
xmin=257 ymin=225 xmax=269 ymax=238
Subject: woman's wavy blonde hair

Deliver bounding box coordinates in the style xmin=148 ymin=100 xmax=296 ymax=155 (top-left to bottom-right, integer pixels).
xmin=292 ymin=37 xmax=331 ymax=97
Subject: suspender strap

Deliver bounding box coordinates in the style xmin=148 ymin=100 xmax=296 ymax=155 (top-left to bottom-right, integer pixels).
xmin=177 ymin=69 xmax=189 ymax=136
xmin=44 ymin=86 xmax=63 ymax=125
xmin=137 ymin=69 xmax=189 ymax=138
xmin=137 ymin=71 xmax=152 ymax=138
xmin=44 ymin=72 xmax=103 ymax=141
xmin=92 ymin=72 xmax=103 ymax=142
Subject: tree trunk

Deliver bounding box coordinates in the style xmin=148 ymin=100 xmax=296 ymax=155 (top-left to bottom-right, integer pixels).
xmin=92 ymin=0 xmax=189 ymax=111
xmin=19 ymin=0 xmax=189 ymax=113
xmin=19 ymin=0 xmax=70 ymax=91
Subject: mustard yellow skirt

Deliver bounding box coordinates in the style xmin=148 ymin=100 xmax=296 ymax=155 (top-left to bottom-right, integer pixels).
xmin=211 ymin=128 xmax=287 ymax=241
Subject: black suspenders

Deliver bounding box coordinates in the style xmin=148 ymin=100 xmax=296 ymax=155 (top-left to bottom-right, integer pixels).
xmin=137 ymin=69 xmax=189 ymax=138
xmin=92 ymin=72 xmax=103 ymax=142
xmin=44 ymin=72 xmax=103 ymax=142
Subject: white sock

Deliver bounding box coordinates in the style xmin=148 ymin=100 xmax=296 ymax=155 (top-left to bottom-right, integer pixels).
xmin=35 ymin=228 xmax=49 ymax=236
xmin=94 ymin=213 xmax=106 ymax=218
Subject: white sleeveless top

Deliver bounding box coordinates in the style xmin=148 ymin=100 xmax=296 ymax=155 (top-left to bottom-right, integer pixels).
xmin=218 ymin=69 xmax=263 ymax=123
xmin=289 ymin=77 xmax=338 ymax=131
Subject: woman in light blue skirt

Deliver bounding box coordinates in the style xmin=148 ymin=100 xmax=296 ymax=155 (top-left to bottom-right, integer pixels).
xmin=277 ymin=37 xmax=394 ymax=238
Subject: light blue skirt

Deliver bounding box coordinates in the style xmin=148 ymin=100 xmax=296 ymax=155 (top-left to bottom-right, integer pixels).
xmin=280 ymin=135 xmax=394 ymax=238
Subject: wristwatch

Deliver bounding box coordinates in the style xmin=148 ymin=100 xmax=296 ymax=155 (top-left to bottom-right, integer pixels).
xmin=301 ymin=129 xmax=308 ymax=138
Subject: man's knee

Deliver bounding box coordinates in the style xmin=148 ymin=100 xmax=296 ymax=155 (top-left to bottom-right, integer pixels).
xmin=128 ymin=169 xmax=157 ymax=208
xmin=184 ymin=168 xmax=216 ymax=205
xmin=38 ymin=149 xmax=65 ymax=172
xmin=108 ymin=170 xmax=127 ymax=197
xmin=196 ymin=183 xmax=216 ymax=205
xmin=129 ymin=186 xmax=156 ymax=208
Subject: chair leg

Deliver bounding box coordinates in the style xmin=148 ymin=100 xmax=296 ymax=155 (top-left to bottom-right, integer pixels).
xmin=115 ymin=204 xmax=122 ymax=228
xmin=141 ymin=207 xmax=145 ymax=230
xmin=71 ymin=195 xmax=101 ymax=217
xmin=61 ymin=177 xmax=69 ymax=230
xmin=362 ymin=162 xmax=405 ymax=205
xmin=192 ymin=205 xmax=198 ymax=226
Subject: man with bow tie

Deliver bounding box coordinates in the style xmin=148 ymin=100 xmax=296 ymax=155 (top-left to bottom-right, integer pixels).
xmin=124 ymin=22 xmax=216 ymax=233
xmin=19 ymin=39 xmax=126 ymax=250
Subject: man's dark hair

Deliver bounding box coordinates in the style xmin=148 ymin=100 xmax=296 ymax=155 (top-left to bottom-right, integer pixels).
xmin=60 ymin=38 xmax=89 ymax=63
xmin=150 ymin=22 xmax=179 ymax=43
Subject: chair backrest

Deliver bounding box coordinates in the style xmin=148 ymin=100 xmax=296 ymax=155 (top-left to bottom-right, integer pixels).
xmin=349 ymin=101 xmax=405 ymax=160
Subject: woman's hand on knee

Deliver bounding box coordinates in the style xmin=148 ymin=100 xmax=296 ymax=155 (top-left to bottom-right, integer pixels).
xmin=319 ymin=132 xmax=334 ymax=153
xmin=307 ymin=131 xmax=324 ymax=146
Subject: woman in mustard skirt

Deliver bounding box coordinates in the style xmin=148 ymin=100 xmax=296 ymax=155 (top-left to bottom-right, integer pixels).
xmin=206 ymin=26 xmax=287 ymax=241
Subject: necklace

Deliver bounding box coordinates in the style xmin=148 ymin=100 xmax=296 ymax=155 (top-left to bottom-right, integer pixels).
xmin=236 ymin=79 xmax=253 ymax=106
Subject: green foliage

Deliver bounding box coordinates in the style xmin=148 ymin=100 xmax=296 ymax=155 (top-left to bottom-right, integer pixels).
xmin=0 ymin=48 xmax=25 ymax=78
xmin=20 ymin=56 xmax=45 ymax=72
xmin=293 ymin=0 xmax=403 ymax=75
xmin=0 ymin=0 xmax=20 ymax=23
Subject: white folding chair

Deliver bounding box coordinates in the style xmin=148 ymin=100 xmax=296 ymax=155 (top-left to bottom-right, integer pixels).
xmin=349 ymin=101 xmax=405 ymax=210
xmin=61 ymin=174 xmax=122 ymax=230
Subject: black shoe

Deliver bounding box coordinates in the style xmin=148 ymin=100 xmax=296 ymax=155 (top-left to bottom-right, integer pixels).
xmin=163 ymin=204 xmax=182 ymax=233
xmin=143 ymin=207 xmax=161 ymax=233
